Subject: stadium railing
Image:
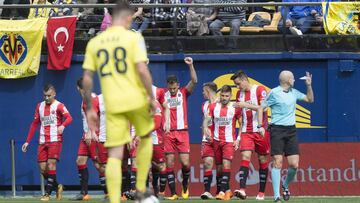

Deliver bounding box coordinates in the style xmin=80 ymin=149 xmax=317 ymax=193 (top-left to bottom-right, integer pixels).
xmin=0 ymin=3 xmax=359 ymax=52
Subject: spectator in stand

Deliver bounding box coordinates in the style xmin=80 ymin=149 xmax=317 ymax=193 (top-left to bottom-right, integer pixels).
xmin=153 ymin=0 xmax=186 ymax=35
xmin=51 ymin=0 xmax=77 ymax=16
xmin=28 ymin=0 xmax=56 ymax=18
xmin=186 ymin=0 xmax=217 ymax=35
xmin=130 ymin=0 xmax=151 ymax=33
xmin=1 ymin=0 xmax=30 ymax=19
xmin=278 ymin=0 xmax=319 ymax=35
xmin=209 ymin=0 xmax=247 ymax=49
xmin=76 ymin=0 xmax=106 ymax=38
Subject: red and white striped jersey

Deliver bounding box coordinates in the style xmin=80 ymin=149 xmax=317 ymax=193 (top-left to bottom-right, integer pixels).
xmin=152 ymin=85 xmax=164 ymax=101
xmin=151 ymin=101 xmax=163 ymax=145
xmin=208 ymin=102 xmax=241 ymax=143
xmin=98 ymin=94 xmax=106 ymax=142
xmin=37 ymin=100 xmax=70 ymax=144
xmin=159 ymin=87 xmax=190 ymax=130
xmin=236 ymin=85 xmax=268 ymax=133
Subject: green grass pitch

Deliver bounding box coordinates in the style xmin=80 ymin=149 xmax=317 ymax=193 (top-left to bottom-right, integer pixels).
xmin=1 ymin=197 xmax=360 ymax=203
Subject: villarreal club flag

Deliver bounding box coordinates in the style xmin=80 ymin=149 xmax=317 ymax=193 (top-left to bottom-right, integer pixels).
xmin=0 ymin=18 xmax=47 ymax=79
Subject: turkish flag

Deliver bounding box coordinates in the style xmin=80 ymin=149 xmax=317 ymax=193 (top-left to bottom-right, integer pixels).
xmin=47 ymin=16 xmax=76 ymax=70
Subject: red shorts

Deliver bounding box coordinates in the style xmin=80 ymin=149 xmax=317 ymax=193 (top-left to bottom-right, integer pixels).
xmin=77 ymin=139 xmax=98 ymax=160
xmin=201 ymin=141 xmax=215 ymax=158
xmin=213 ymin=140 xmax=234 ymax=165
xmin=123 ymin=146 xmax=137 ymax=160
xmin=38 ymin=142 xmax=62 ymax=162
xmin=152 ymin=145 xmax=165 ymax=164
xmin=97 ymin=142 xmax=108 ymax=164
xmin=240 ymin=131 xmax=270 ymax=155
xmin=164 ymin=130 xmax=190 ymax=154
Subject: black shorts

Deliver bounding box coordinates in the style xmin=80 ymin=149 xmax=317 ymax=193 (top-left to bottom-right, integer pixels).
xmin=269 ymin=125 xmax=299 ymax=156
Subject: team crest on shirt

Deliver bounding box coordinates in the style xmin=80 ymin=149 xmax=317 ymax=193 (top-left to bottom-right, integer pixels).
xmin=178 ymin=93 xmax=181 ymax=97
xmin=261 ymin=91 xmax=267 ymax=97
xmin=51 ymin=110 xmax=55 ymax=114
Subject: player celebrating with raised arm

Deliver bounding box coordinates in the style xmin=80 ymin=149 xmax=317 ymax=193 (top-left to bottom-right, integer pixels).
xmin=22 ymin=84 xmax=72 ymax=201
xmin=71 ymin=77 xmax=108 ymax=201
xmin=231 ymin=70 xmax=270 ymax=200
xmin=200 ymin=82 xmax=220 ymax=200
xmin=158 ymin=57 xmax=198 ymax=200
xmin=261 ymin=71 xmax=314 ymax=202
xmin=82 ymin=1 xmax=157 ymax=203
xmin=203 ymin=85 xmax=242 ymax=201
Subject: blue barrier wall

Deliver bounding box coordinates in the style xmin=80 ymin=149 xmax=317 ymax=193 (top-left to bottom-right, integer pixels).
xmin=0 ymin=52 xmax=359 ymax=185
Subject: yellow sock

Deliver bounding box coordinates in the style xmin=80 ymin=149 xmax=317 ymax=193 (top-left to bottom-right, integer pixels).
xmin=136 ymin=136 xmax=153 ymax=192
xmin=106 ymin=157 xmax=122 ymax=203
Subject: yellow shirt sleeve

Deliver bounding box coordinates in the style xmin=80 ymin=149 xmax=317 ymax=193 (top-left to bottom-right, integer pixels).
xmin=133 ymin=34 xmax=148 ymax=64
xmin=83 ymin=40 xmax=96 ymax=72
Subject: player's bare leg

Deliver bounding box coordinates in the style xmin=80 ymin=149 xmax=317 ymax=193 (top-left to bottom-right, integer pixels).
xmin=70 ymin=156 xmax=90 ymax=200
xmin=257 ymin=154 xmax=269 ymax=200
xmin=282 ymin=155 xmax=299 ymax=201
xmin=216 ymin=159 xmax=232 ymax=200
xmin=272 ymin=155 xmax=283 ymax=202
xmin=106 ymin=146 xmax=124 ymax=203
xmin=179 ymin=153 xmax=190 ymax=199
xmin=235 ymin=150 xmax=252 ymax=200
xmin=165 ymin=153 xmax=178 ymax=200
xmin=201 ymin=156 xmax=214 ymax=199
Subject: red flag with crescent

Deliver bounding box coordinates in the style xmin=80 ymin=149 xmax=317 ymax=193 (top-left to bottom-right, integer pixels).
xmin=47 ymin=16 xmax=76 ymax=70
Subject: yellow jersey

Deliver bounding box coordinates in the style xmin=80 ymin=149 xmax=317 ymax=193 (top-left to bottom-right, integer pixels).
xmin=83 ymin=26 xmax=149 ymax=113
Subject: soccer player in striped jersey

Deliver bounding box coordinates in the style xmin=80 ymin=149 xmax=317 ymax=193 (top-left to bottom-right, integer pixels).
xmin=22 ymin=84 xmax=73 ymax=201
xmin=71 ymin=77 xmax=108 ymax=201
xmin=158 ymin=57 xmax=198 ymax=200
xmin=231 ymin=70 xmax=269 ymax=200
xmin=203 ymin=85 xmax=241 ymax=201
xmin=200 ymin=82 xmax=220 ymax=199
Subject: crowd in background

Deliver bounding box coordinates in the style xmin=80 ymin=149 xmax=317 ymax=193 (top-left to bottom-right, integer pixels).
xmin=0 ymin=0 xmax=357 ymax=37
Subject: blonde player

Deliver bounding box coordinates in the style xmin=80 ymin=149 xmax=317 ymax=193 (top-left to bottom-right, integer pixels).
xmin=81 ymin=1 xmax=156 ymax=203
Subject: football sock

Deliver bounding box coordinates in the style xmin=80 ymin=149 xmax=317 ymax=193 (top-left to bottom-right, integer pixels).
xmin=77 ymin=165 xmax=88 ymax=195
xmin=284 ymin=167 xmax=297 ymax=189
xmin=46 ymin=170 xmax=57 ymax=195
xmin=271 ymin=167 xmax=281 ymax=199
xmin=152 ymin=168 xmax=160 ymax=194
xmin=121 ymin=167 xmax=129 ymax=194
xmin=130 ymin=168 xmax=137 ymax=191
xmin=239 ymin=160 xmax=250 ymax=189
xmin=159 ymin=170 xmax=167 ymax=193
xmin=135 ymin=136 xmax=153 ymax=192
xmin=182 ymin=166 xmax=191 ymax=191
xmin=99 ymin=173 xmax=107 ymax=194
xmin=259 ymin=162 xmax=269 ymax=193
xmin=106 ymin=157 xmax=121 ymax=203
xmin=204 ymin=170 xmax=213 ymax=192
xmin=221 ymin=169 xmax=231 ymax=192
xmin=167 ymin=167 xmax=176 ymax=195
xmin=216 ymin=172 xmax=222 ymax=194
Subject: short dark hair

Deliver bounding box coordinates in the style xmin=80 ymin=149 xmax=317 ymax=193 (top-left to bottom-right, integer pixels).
xmin=43 ymin=84 xmax=55 ymax=92
xmin=167 ymin=75 xmax=178 ymax=84
xmin=112 ymin=0 xmax=133 ymax=17
xmin=220 ymin=85 xmax=232 ymax=93
xmin=203 ymin=82 xmax=217 ymax=93
xmin=230 ymin=70 xmax=248 ymax=81
xmin=77 ymin=77 xmax=83 ymax=89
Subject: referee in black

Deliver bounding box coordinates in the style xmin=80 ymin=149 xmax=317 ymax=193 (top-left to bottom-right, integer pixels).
xmin=260 ymin=70 xmax=314 ymax=202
